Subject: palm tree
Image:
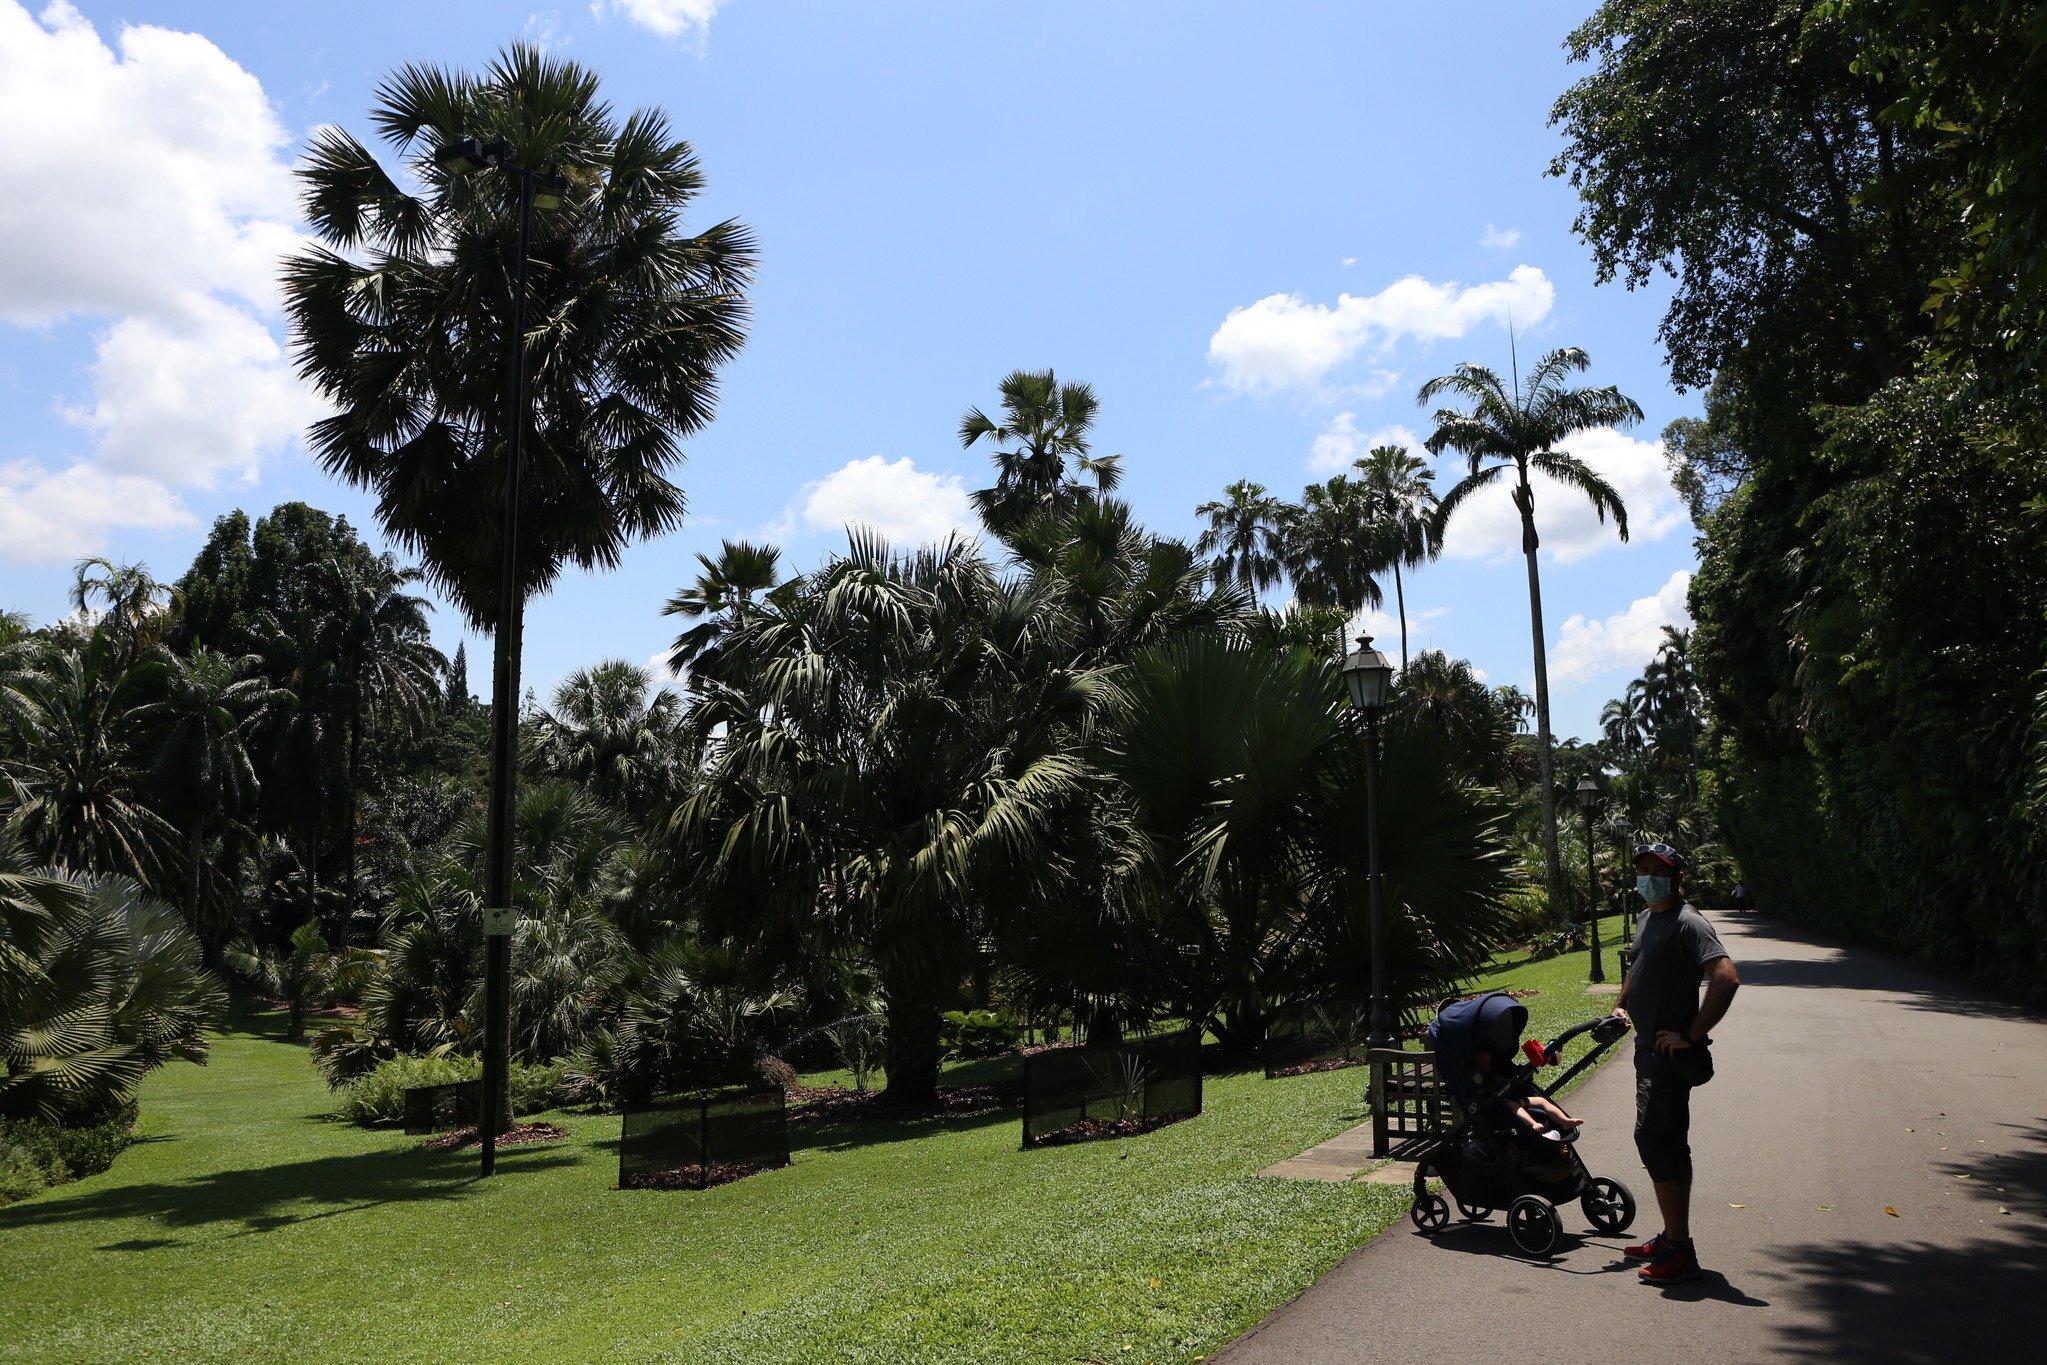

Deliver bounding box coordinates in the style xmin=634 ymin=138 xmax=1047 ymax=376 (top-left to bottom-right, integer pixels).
xmin=1282 ymin=474 xmax=1386 ymax=616
xmin=283 ymin=44 xmax=756 ymax=632
xmin=150 ymin=647 xmax=285 ymax=951
xmin=1194 ymin=481 xmax=1288 ymax=596
xmin=1353 ymin=445 xmax=1440 ymax=669
xmin=531 ymin=660 xmax=683 ymax=813
xmin=68 ymin=559 xmax=177 ymax=660
xmin=1601 ymin=681 xmax=1650 ymax=763
xmin=0 ymin=633 xmax=173 ymax=883
xmin=0 ymin=852 xmax=227 ymax=1123
xmin=662 ymin=539 xmax=783 ymax=676
xmin=1420 ymin=345 xmax=1642 ymax=917
xmin=959 ymin=369 xmax=1118 ymax=539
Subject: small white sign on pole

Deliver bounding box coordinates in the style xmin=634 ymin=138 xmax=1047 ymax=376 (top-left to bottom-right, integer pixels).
xmin=482 ymin=906 xmax=517 ymax=937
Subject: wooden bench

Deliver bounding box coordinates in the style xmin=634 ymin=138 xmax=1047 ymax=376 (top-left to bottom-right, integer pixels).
xmin=1367 ymin=1048 xmax=1455 ymax=1158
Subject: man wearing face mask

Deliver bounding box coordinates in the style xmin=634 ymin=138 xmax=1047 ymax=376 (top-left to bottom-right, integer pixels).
xmin=1611 ymin=842 xmax=1740 ymax=1286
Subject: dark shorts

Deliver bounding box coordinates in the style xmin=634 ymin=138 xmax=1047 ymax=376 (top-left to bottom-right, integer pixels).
xmin=1634 ymin=1070 xmax=1693 ymax=1183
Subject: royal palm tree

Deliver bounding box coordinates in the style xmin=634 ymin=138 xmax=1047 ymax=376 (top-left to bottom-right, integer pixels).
xmin=283 ymin=44 xmax=755 ymax=631
xmin=960 ymin=369 xmax=1119 ymax=539
xmin=1282 ymin=474 xmax=1386 ymax=617
xmin=1420 ymin=345 xmax=1641 ymax=916
xmin=662 ymin=539 xmax=783 ymax=676
xmin=1194 ymin=480 xmax=1288 ymax=596
xmin=1353 ymin=445 xmax=1440 ymax=669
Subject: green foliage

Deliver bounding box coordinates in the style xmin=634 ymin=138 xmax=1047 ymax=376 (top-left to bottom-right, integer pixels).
xmin=283 ymin=44 xmax=755 ymax=629
xmin=0 ymin=1108 xmax=135 ymax=1207
xmin=337 ymin=1053 xmax=564 ymax=1127
xmin=938 ymin=1009 xmax=1020 ymax=1059
xmin=0 ymin=858 xmax=225 ymax=1123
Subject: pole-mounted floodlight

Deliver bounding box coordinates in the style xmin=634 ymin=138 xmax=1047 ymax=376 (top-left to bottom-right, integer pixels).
xmin=1575 ymin=774 xmax=1606 ymax=983
xmin=432 ymin=131 xmax=570 ymax=1180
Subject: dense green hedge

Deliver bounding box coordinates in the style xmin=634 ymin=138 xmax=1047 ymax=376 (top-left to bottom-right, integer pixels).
xmin=0 ymin=1108 xmax=136 ymax=1207
xmin=339 ymin=1055 xmax=566 ymax=1127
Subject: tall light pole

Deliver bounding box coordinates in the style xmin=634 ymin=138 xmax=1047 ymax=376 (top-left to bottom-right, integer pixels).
xmin=1574 ymin=774 xmax=1605 ymax=984
xmin=433 ymin=137 xmax=567 ymax=1178
xmin=1339 ymin=636 xmax=1396 ymax=1048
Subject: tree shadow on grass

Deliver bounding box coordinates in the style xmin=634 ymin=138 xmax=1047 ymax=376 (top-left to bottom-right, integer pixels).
xmin=1759 ymin=1120 xmax=2047 ymax=1359
xmin=0 ymin=1136 xmax=576 ymax=1241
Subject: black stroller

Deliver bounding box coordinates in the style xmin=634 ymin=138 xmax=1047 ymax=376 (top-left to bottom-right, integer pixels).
xmin=1406 ymin=991 xmax=1637 ymax=1256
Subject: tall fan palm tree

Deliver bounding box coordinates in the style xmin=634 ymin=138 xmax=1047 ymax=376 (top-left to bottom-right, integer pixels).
xmin=959 ymin=369 xmax=1119 ymax=539
xmin=1419 ymin=345 xmax=1641 ymax=916
xmin=1353 ymin=445 xmax=1441 ymax=669
xmin=1194 ymin=480 xmax=1288 ymax=596
xmin=531 ymin=660 xmax=683 ymax=813
xmin=283 ymin=44 xmax=755 ymax=631
xmin=1282 ymin=474 xmax=1386 ymax=617
xmin=662 ymin=539 xmax=783 ymax=676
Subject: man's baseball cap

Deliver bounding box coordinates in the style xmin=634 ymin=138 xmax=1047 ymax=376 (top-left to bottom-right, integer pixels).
xmin=1632 ymin=842 xmax=1685 ymax=872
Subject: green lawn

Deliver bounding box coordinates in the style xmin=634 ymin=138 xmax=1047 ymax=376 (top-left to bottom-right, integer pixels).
xmin=0 ymin=942 xmax=1628 ymax=1364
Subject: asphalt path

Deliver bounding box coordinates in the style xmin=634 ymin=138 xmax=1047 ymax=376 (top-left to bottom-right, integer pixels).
xmin=1216 ymin=912 xmax=2047 ymax=1363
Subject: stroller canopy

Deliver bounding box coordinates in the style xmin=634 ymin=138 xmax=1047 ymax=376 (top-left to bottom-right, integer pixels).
xmin=1427 ymin=991 xmax=1528 ymax=1108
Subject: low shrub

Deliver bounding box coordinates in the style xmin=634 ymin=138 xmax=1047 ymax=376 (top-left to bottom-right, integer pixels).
xmin=939 ymin=1009 xmax=1020 ymax=1059
xmin=339 ymin=1055 xmax=566 ymax=1127
xmin=0 ymin=1109 xmax=136 ymax=1207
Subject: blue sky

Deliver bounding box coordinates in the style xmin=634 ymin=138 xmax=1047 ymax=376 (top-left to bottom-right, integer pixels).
xmin=0 ymin=0 xmax=1699 ymax=742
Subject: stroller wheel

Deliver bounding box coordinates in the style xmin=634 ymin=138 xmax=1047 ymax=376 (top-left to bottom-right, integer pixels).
xmin=1507 ymin=1194 xmax=1561 ymax=1257
xmin=1410 ymin=1192 xmax=1451 ymax=1232
xmin=1580 ymin=1175 xmax=1636 ymax=1235
xmin=1456 ymin=1200 xmax=1494 ymax=1222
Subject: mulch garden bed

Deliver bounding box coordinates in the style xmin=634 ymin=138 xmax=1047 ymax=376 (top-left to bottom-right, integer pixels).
xmin=786 ymin=1083 xmax=1021 ymax=1124
xmin=1023 ymin=1112 xmax=1193 ymax=1148
xmin=621 ymin=1161 xmax=778 ymax=1191
xmin=420 ymin=1122 xmax=568 ymax=1151
xmin=1267 ymin=1055 xmax=1370 ymax=1078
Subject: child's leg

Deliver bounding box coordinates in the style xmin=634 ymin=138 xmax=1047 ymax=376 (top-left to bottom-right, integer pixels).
xmin=1528 ymin=1095 xmax=1583 ymax=1130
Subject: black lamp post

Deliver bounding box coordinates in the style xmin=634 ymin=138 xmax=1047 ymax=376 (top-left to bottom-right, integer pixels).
xmin=433 ymin=137 xmax=568 ymax=1178
xmin=1574 ymin=775 xmax=1605 ymax=984
xmin=1339 ymin=635 xmax=1396 ymax=1048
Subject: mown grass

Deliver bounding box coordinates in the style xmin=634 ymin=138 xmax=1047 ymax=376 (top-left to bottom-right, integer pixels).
xmin=0 ymin=941 xmax=1628 ymax=1364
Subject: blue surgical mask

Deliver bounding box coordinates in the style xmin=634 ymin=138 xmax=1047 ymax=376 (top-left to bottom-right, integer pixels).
xmin=1637 ymin=874 xmax=1674 ymax=904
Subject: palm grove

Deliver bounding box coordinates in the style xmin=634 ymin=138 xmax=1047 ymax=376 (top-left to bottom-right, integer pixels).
xmin=10 ymin=0 xmax=2047 ymax=1186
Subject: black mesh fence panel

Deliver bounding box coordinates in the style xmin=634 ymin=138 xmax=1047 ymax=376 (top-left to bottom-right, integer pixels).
xmin=1022 ymin=1027 xmax=1202 ymax=1145
xmin=618 ymin=1086 xmax=790 ymax=1190
xmin=1263 ymin=999 xmax=1371 ymax=1078
xmin=402 ymin=1080 xmax=482 ymax=1135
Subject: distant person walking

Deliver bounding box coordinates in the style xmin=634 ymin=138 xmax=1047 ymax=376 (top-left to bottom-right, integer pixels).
xmin=1612 ymin=842 xmax=1741 ymax=1286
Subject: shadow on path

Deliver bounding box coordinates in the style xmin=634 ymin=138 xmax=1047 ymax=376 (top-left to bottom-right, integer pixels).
xmin=1760 ymin=1122 xmax=2047 ymax=1360
xmin=1729 ymin=918 xmax=2041 ymax=1023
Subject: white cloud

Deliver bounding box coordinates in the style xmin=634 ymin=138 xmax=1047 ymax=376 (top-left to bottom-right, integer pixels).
xmin=1307 ymin=414 xmax=1424 ymax=475
xmin=773 ymin=456 xmax=979 ymax=548
xmin=0 ymin=2 xmax=300 ymax=324
xmin=1551 ymin=570 xmax=1693 ymax=687
xmin=1340 ymin=256 xmax=1358 ymax=267
xmin=1346 ymin=603 xmax=1451 ymax=654
xmin=645 ymin=648 xmax=683 ymax=685
xmin=601 ymin=0 xmax=725 ymax=42
xmin=63 ymin=294 xmax=328 ymax=488
xmin=1480 ymin=224 xmax=1523 ymax=250
xmin=0 ymin=461 xmax=194 ymax=563
xmin=0 ymin=2 xmax=318 ymax=563
xmin=1207 ymin=265 xmax=1555 ymax=396
xmin=1433 ymin=426 xmax=1689 ymax=565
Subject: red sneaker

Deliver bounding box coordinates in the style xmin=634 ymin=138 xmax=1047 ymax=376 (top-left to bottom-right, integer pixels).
xmin=1637 ymin=1242 xmax=1702 ymax=1286
xmin=1623 ymin=1231 xmax=1669 ymax=1260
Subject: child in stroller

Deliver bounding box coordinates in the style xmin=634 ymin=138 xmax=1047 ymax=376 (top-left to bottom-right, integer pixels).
xmin=1406 ymin=990 xmax=1637 ymax=1256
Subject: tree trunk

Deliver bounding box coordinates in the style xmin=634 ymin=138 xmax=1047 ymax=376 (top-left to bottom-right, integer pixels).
xmin=1517 ymin=475 xmax=1567 ymax=923
xmin=1393 ymin=559 xmax=1409 ymax=671
xmin=880 ymin=962 xmax=942 ymax=1104
xmin=344 ymin=699 xmax=362 ymax=948
xmin=187 ymin=818 xmax=208 ymax=960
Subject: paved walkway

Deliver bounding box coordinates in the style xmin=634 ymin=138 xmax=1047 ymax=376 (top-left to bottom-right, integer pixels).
xmin=1217 ymin=913 xmax=2047 ymax=1363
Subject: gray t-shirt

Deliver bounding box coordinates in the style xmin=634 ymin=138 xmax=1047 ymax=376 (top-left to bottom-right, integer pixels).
xmin=1626 ymin=902 xmax=1729 ymax=1075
